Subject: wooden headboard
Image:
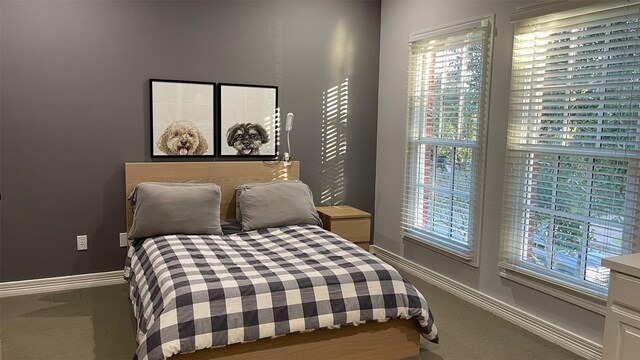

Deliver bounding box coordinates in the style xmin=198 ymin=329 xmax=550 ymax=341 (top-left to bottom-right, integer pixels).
xmin=125 ymin=161 xmax=300 ymax=231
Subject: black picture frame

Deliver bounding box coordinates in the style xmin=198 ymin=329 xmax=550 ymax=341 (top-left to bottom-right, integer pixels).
xmin=218 ymin=83 xmax=278 ymax=158
xmin=150 ymin=79 xmax=216 ymax=157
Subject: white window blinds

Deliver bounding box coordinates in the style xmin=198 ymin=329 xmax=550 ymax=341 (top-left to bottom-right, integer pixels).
xmin=401 ymin=16 xmax=493 ymax=262
xmin=500 ymin=2 xmax=640 ymax=296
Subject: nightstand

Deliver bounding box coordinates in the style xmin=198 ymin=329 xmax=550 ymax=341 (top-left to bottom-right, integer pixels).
xmin=316 ymin=205 xmax=371 ymax=251
xmin=602 ymin=253 xmax=640 ymax=360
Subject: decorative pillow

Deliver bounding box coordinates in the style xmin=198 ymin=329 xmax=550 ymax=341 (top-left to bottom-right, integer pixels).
xmin=237 ymin=181 xmax=322 ymax=231
xmin=128 ymin=182 xmax=223 ymax=239
xmin=235 ymin=180 xmax=302 ymax=222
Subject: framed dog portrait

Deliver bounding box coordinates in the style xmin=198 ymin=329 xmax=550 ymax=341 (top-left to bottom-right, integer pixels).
xmin=150 ymin=79 xmax=215 ymax=157
xmin=219 ymin=83 xmax=278 ymax=158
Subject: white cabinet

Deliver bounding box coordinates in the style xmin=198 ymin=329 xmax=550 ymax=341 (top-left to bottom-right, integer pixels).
xmin=602 ymin=253 xmax=640 ymax=360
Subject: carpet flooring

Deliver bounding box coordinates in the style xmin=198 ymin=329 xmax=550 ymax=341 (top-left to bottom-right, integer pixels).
xmin=0 ymin=273 xmax=587 ymax=359
xmin=402 ymin=272 xmax=586 ymax=360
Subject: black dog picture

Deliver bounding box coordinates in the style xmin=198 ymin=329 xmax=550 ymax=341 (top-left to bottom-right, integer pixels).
xmin=219 ymin=84 xmax=278 ymax=157
xmin=226 ymin=123 xmax=269 ymax=156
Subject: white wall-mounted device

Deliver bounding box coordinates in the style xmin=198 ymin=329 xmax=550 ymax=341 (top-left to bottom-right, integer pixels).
xmin=284 ymin=113 xmax=294 ymax=166
xmin=286 ymin=112 xmax=294 ymax=131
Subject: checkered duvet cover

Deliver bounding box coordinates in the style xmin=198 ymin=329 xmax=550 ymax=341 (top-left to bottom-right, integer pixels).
xmin=124 ymin=224 xmax=438 ymax=360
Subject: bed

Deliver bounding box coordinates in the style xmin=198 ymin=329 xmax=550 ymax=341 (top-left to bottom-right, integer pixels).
xmin=124 ymin=161 xmax=437 ymax=360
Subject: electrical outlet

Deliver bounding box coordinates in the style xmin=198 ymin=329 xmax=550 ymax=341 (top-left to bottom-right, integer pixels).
xmin=119 ymin=232 xmax=128 ymax=248
xmin=77 ymin=235 xmax=88 ymax=251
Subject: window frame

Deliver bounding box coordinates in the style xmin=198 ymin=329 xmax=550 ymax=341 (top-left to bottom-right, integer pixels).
xmin=499 ymin=0 xmax=640 ymax=310
xmin=401 ymin=15 xmax=495 ymax=266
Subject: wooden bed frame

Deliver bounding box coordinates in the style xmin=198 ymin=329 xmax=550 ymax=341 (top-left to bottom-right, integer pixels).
xmin=124 ymin=161 xmax=421 ymax=360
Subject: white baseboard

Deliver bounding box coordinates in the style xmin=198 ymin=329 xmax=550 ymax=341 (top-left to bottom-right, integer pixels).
xmin=0 ymin=270 xmax=126 ymax=298
xmin=371 ymin=245 xmax=603 ymax=360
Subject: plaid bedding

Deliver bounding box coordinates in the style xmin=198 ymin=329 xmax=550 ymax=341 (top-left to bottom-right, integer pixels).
xmin=124 ymin=225 xmax=438 ymax=360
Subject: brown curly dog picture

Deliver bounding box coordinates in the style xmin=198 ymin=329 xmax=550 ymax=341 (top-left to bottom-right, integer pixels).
xmin=157 ymin=121 xmax=208 ymax=156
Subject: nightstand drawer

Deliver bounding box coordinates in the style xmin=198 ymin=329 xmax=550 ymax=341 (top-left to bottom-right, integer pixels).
xmin=611 ymin=272 xmax=640 ymax=310
xmin=330 ymin=218 xmax=370 ymax=244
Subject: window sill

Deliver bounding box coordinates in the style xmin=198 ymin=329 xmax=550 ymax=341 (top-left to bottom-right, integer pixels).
xmin=403 ymin=235 xmax=479 ymax=268
xmin=499 ymin=264 xmax=607 ymax=315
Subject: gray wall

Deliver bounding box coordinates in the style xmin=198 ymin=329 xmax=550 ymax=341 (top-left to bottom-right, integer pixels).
xmin=375 ymin=0 xmax=605 ymax=345
xmin=0 ymin=0 xmax=381 ymax=281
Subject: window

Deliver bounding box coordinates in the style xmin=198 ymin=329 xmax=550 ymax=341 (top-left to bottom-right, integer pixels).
xmin=500 ymin=2 xmax=640 ymax=298
xmin=401 ymin=16 xmax=494 ymax=263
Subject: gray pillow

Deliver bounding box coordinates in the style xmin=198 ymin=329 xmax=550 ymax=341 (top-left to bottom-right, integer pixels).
xmin=238 ymin=181 xmax=322 ymax=231
xmin=235 ymin=180 xmax=302 ymax=222
xmin=128 ymin=182 xmax=223 ymax=239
